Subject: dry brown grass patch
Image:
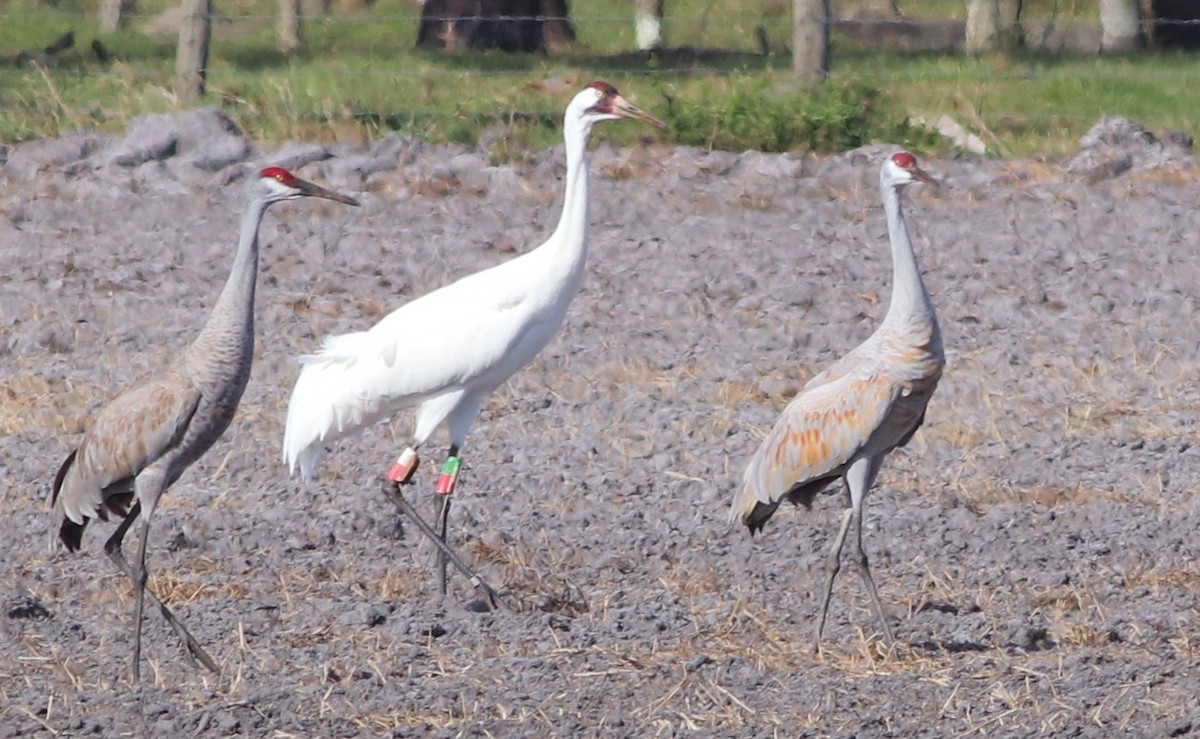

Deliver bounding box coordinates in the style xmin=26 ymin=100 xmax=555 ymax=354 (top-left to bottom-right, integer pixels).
xmin=959 ymin=481 xmax=1143 ymax=511
xmin=600 ymin=156 xmax=659 ymax=182
xmin=283 ymin=624 xmax=336 ymax=649
xmin=700 ymin=601 xmax=806 ymax=672
xmin=1054 ymin=623 xmax=1116 ymax=648
xmin=732 ymin=190 xmax=773 ymax=211
xmin=150 ymin=570 xmax=247 ymax=605
xmin=1 ymin=374 xmax=94 ymax=436
xmin=1114 ymin=560 xmax=1200 ymax=593
xmin=659 ymin=562 xmax=726 ymax=599
xmin=715 ymin=379 xmax=774 ymax=409
xmin=373 ymin=567 xmax=422 ymax=600
xmin=598 ymin=357 xmax=698 ymax=394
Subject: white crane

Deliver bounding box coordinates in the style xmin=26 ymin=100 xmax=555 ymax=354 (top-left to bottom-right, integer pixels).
xmin=730 ymin=151 xmax=944 ymax=653
xmin=51 ymin=168 xmax=359 ymax=680
xmin=282 ymin=82 xmax=665 ymax=603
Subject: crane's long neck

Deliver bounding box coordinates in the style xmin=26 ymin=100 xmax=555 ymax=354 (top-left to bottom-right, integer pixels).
xmin=881 ymin=181 xmax=935 ymax=330
xmin=188 ymin=193 xmax=268 ymax=366
xmin=538 ymin=114 xmax=593 ymax=291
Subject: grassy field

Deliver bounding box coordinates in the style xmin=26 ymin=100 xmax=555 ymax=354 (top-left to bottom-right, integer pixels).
xmin=0 ymin=0 xmax=1197 ymax=157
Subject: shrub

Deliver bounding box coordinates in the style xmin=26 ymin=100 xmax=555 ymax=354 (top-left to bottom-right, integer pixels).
xmin=658 ymin=78 xmax=939 ymax=154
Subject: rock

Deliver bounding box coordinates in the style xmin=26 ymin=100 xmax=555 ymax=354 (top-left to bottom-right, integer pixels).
xmin=1064 ymin=116 xmax=1195 ymax=179
xmin=917 ymin=114 xmax=987 ymax=155
xmin=734 ymin=150 xmax=805 ymax=180
xmin=5 ymin=130 xmax=104 ymax=180
xmin=256 ymin=141 xmax=331 ymax=173
xmin=104 ymin=124 xmax=177 ymax=168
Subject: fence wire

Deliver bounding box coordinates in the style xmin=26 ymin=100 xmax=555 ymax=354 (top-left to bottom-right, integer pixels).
xmin=2 ymin=8 xmax=1198 ymax=140
xmin=4 ymin=10 xmax=1200 ymax=26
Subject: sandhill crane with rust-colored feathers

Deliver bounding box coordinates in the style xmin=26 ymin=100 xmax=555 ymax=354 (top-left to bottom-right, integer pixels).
xmin=730 ymin=151 xmax=944 ymax=653
xmin=51 ymin=168 xmax=359 ymax=681
xmin=282 ymin=82 xmax=665 ymax=605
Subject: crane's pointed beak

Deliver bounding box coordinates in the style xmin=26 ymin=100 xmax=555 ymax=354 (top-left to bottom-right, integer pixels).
xmin=911 ymin=166 xmax=938 ymax=187
xmin=296 ymin=178 xmax=361 ymax=206
xmin=611 ymin=95 xmax=667 ymax=129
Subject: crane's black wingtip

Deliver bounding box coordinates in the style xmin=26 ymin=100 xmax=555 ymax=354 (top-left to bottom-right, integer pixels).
xmin=52 ymin=448 xmax=86 ymax=551
xmin=58 ymin=519 xmax=85 ymax=552
xmin=50 ymin=449 xmax=77 ymax=508
xmin=741 ymin=500 xmax=779 ymax=536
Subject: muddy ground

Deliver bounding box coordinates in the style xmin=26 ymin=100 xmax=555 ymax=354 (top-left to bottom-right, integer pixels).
xmin=2 ymin=111 xmax=1199 ymax=737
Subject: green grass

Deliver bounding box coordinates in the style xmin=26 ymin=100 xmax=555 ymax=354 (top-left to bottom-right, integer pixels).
xmin=0 ymin=0 xmax=1196 ymax=157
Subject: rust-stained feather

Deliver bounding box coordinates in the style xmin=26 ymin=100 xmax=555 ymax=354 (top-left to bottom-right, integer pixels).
xmin=731 ymin=311 xmax=943 ymax=533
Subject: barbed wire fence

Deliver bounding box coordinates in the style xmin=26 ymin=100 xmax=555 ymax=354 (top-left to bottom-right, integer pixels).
xmin=1 ymin=6 xmax=1198 ymax=144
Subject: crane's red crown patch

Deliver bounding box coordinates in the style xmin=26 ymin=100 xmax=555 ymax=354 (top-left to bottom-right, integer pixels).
xmin=260 ymin=167 xmax=297 ymax=186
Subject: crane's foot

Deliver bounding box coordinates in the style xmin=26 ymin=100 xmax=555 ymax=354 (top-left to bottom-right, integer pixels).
xmin=381 ymin=480 xmax=506 ymax=610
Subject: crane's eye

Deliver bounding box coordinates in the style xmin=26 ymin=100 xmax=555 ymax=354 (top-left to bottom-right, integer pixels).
xmin=276 ymin=173 xmax=285 ymax=182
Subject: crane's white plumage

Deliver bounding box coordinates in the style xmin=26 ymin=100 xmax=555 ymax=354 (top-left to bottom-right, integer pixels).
xmin=730 ymin=152 xmax=944 ymax=651
xmin=283 ymin=82 xmax=665 ymax=481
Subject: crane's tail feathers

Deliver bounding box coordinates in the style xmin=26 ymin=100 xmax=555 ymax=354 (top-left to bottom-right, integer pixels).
xmin=50 ymin=449 xmax=87 ymax=552
xmin=50 ymin=446 xmax=137 ymax=552
xmin=298 ymin=330 xmax=370 ymax=367
xmin=294 ymin=445 xmax=322 ymax=484
xmin=729 ymin=475 xmax=838 ymax=534
xmin=284 ymin=335 xmax=373 ymax=481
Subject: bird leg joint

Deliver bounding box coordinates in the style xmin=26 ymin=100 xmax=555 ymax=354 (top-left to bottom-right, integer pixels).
xmin=386 ymin=447 xmax=420 ymax=484
xmin=434 ymin=456 xmax=462 ymax=495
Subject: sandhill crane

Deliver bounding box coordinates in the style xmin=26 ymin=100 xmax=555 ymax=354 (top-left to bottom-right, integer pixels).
xmin=282 ymin=82 xmax=665 ymax=604
xmin=51 ymin=168 xmax=359 ymax=680
xmin=730 ymin=151 xmax=944 ymax=653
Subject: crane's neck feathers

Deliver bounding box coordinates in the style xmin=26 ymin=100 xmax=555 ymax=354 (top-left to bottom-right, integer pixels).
xmin=880 ymin=171 xmax=935 ymax=330
xmin=536 ymin=98 xmax=596 ymax=292
xmin=191 ymin=188 xmax=270 ymax=355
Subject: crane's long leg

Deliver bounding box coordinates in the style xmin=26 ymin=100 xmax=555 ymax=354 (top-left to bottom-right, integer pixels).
xmin=814 ymin=507 xmax=854 ymax=655
xmin=433 ymin=445 xmax=461 ymax=598
xmin=381 ymin=445 xmax=501 ymax=609
xmin=851 ymin=501 xmax=894 ymax=648
xmin=436 ymin=493 xmax=452 ymax=596
xmin=103 ymin=504 xmax=218 ymax=677
xmin=383 ymin=481 xmax=502 ymax=609
xmin=849 ymin=455 xmax=897 ymax=647
xmin=130 ymin=511 xmax=153 ymax=681
xmin=846 ymin=454 xmax=894 ymax=648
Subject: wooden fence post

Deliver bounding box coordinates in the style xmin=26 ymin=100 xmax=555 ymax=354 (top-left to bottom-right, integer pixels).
xmin=99 ymin=0 xmax=135 ymax=33
xmin=1101 ymin=0 xmax=1143 ymax=51
xmin=635 ymin=0 xmax=664 ymax=51
xmin=175 ymin=0 xmax=213 ymax=101
xmin=792 ymin=0 xmax=829 ymax=81
xmin=279 ymin=0 xmax=305 ymax=52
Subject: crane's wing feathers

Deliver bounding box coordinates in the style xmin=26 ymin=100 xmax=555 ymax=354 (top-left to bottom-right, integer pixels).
xmin=731 ymin=367 xmax=904 ymax=531
xmin=283 ymin=272 xmax=550 ymax=478
xmin=51 ymin=373 xmax=201 ymax=547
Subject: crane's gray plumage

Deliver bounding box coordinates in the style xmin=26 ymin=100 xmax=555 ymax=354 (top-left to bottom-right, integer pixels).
xmin=50 ymin=167 xmax=358 ymax=680
xmin=730 ymin=152 xmax=944 ymax=652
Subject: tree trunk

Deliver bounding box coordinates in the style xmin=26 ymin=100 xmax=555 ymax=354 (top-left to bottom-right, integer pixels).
xmin=541 ymin=0 xmax=576 ymax=51
xmin=999 ymin=0 xmax=1024 ymax=51
xmin=302 ymin=0 xmax=331 ymax=15
xmin=279 ymin=0 xmax=304 ymax=52
xmin=99 ymin=0 xmax=135 ymax=32
xmin=175 ymin=0 xmax=212 ymax=101
xmin=965 ymin=0 xmax=1000 ymax=53
xmin=1101 ymin=0 xmax=1142 ymax=51
xmin=792 ymin=0 xmax=828 ymax=81
xmin=635 ymin=0 xmax=664 ymax=51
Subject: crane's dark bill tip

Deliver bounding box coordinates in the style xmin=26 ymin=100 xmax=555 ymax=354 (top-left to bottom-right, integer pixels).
xmin=297 ymin=179 xmax=360 ymax=206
